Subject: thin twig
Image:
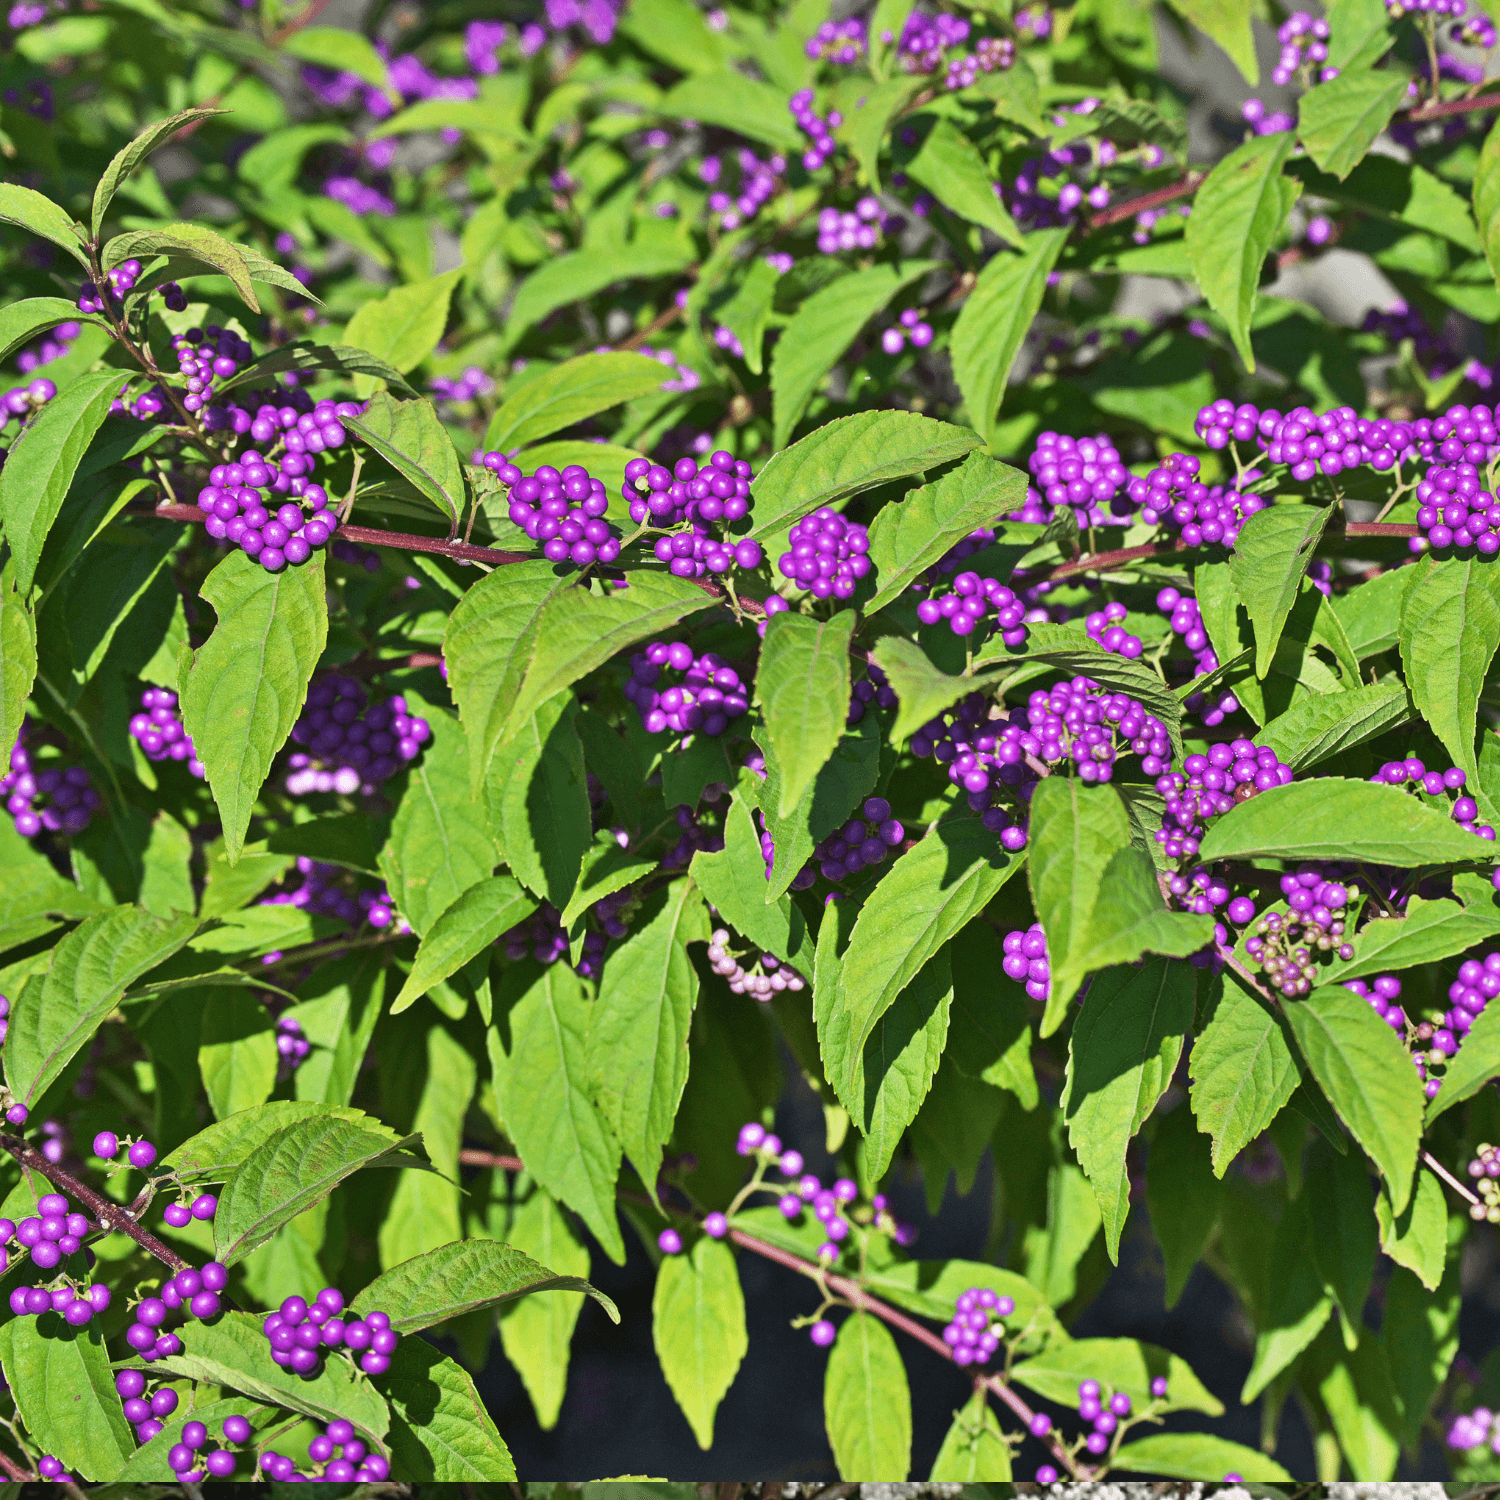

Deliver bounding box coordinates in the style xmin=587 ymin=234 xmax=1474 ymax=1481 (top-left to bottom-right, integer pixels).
xmin=1424 ymin=1148 xmax=1482 ymax=1206
xmin=459 ymin=1148 xmax=526 ymax=1173
xmin=0 ymin=1450 xmax=28 ymax=1481
xmin=0 ymin=1131 xmax=189 ymax=1271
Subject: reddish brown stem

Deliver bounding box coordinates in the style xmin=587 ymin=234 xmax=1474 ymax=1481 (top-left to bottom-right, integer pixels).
xmin=727 ymin=1226 xmax=1087 ymax=1478
xmin=0 ymin=1131 xmax=189 ymax=1271
xmin=1088 ymin=173 xmax=1204 ymax=230
xmin=0 ymin=1450 xmax=28 ymax=1481
xmin=1407 ymin=89 xmax=1500 ymax=121
xmin=458 ymin=1148 xmax=526 ymax=1173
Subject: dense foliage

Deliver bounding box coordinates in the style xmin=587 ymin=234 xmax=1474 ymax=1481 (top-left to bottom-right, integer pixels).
xmin=0 ymin=0 xmax=1498 ymax=1484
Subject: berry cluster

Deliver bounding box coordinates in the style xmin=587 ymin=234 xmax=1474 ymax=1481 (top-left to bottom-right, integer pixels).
xmin=909 ymin=694 xmax=1035 ymax=846
xmin=77 ymin=258 xmax=140 ymax=312
xmin=260 ymin=858 xmax=400 ymax=932
xmin=1242 ymin=870 xmax=1355 ymax=996
xmin=1156 ymin=742 xmax=1295 ymax=859
xmin=263 ymin=1289 xmax=398 ymax=1377
xmin=166 ymin=1413 xmax=257 ymax=1480
xmin=275 ymin=1014 xmax=313 ymax=1077
xmin=1127 ymin=452 xmax=1269 ymax=548
xmin=807 ymin=796 xmax=906 ymax=884
xmin=1463 ymin=1141 xmax=1500 ymax=1223
xmin=1447 ymin=1400 xmax=1500 ymax=1455
xmin=172 ymin=325 xmax=253 ymax=415
xmin=789 ymin=90 xmax=840 ymax=172
xmin=1083 ymin=600 xmax=1143 ymax=658
xmin=777 ymin=509 xmax=872 ymax=600
xmin=430 ymin=365 xmax=493 ymax=405
xmin=805 ymin=15 xmax=866 ymax=61
xmin=705 ymin=149 xmax=785 ymax=231
xmin=1026 ymin=431 xmax=1131 ymax=525
xmin=286 ymin=676 xmax=431 ymax=795
xmin=940 ymin=1286 xmax=1017 ymax=1366
xmin=35 ymin=1456 xmax=75 ymax=1484
xmin=2 ymin=1187 xmax=99 ymax=1279
xmin=498 ymin=899 xmax=615 ymax=978
xmin=623 ymin=642 xmax=750 ymax=738
xmin=846 ymin=663 xmax=898 ymax=725
xmin=622 ymin=450 xmax=753 ymax=529
xmin=1442 ymin=958 xmax=1497 ymax=1074
xmin=122 ymin=1261 xmax=228 ymax=1364
xmin=482 ymin=457 xmax=622 ymax=567
xmin=915 ymin=570 xmax=1029 ymax=643
xmin=999 ymin=134 xmax=1116 ymax=233
xmin=878 ymin=306 xmax=935 ymax=354
xmin=1371 ymin=757 xmax=1495 ymax=838
xmin=1414 ymin=460 xmax=1500 ymax=553
xmin=1156 ymin=588 xmax=1239 ymax=726
xmin=13 ymin=317 xmax=79 ymax=374
xmin=160 ymin=1191 xmax=218 ymax=1230
xmin=259 ymin=1420 xmax=391 ymax=1483
xmin=661 ymin=802 xmax=726 ymax=871
xmin=646 ymin=518 xmax=761 ymax=579
xmin=128 ymin=688 xmax=203 ymax=778
xmin=1002 ymin=923 xmax=1051 ymax=1002
xmin=2 ymin=730 xmax=101 ymax=839
xmin=0 ymin=374 xmax=55 ymax=419
xmin=819 ymin=198 xmax=893 ymax=256
xmin=1271 ymin=11 xmax=1337 ymax=86
xmin=704 ymin=927 xmax=806 ymax=998
xmin=196 ymin=466 xmax=340 ymax=573
xmin=1023 ymin=678 xmax=1173 ymax=785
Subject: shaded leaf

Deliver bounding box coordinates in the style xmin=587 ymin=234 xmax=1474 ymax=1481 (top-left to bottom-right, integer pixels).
xmin=392 ymin=875 xmax=535 ymax=1015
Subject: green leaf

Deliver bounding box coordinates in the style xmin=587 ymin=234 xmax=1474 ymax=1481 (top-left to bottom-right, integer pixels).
xmin=0 ymin=185 xmax=88 ymax=267
xmin=949 ymin=232 xmax=1070 ymax=452
xmin=1018 ymin=1158 xmax=1103 ymax=1301
xmin=897 ymin=116 xmax=1023 ymax=246
xmin=835 ymin=78 xmax=918 ymax=190
xmin=1323 ymin=886 xmax=1500 ymax=986
xmin=835 ymin=815 xmax=1024 ymax=1096
xmin=1010 ymin=1338 xmax=1224 ymax=1415
xmin=947 ymin=921 xmax=1037 ymax=1107
xmin=0 ymin=580 xmax=35 ymax=758
xmin=755 ymin=611 xmax=854 ymax=817
xmin=0 ymin=1314 xmax=132 ymax=1480
xmin=1256 ymin=680 xmax=1412 ymax=770
xmin=484 ymin=351 xmax=669 ymax=453
xmin=392 ymin=875 xmax=535 ymax=1015
xmin=1184 ymin=131 xmax=1298 ymax=369
xmin=1146 ymin=1103 xmax=1225 ymax=1308
xmin=180 ymin=549 xmax=327 ymax=863
xmin=104 ymin=222 xmax=260 ymax=310
xmin=560 ymin=838 xmax=655 ymax=931
xmin=280 ymin=25 xmax=393 ymax=90
xmin=1425 ymin=983 xmax=1500 ymax=1123
xmin=1240 ymin=1189 xmax=1334 ymax=1401
xmin=771 ymin=260 xmax=940 ymax=448
xmin=824 ymin=1313 xmax=911 ymax=1481
xmin=214 ymin=1113 xmax=429 ymax=1265
xmin=1399 ymin=554 xmax=1500 ymax=777
xmin=929 ymin=1390 xmax=1013 ymax=1481
xmin=496 ymin=962 xmax=625 ymax=1263
xmin=1162 ymin=0 xmax=1258 ymax=82
xmin=1382 ymin=1257 xmax=1460 ymax=1451
xmin=1198 ymin=777 xmax=1488 ymax=867
xmin=1113 ymin=1433 xmax=1291 ymax=1481
xmin=748 ymin=409 xmax=982 ymax=544
xmin=197 ymin=989 xmax=278 ymax=1120
xmin=1285 ymin=986 xmax=1424 ymax=1214
xmin=1189 ymin=970 xmax=1301 ymax=1175
xmin=0 ymin=369 xmax=128 ymax=593
xmin=874 ymin=636 xmax=1009 ymax=745
xmin=1293 ymin=153 xmax=1480 ymax=251
xmin=1028 ymin=780 xmax=1212 ymax=1032
xmin=147 ymin=1311 xmax=391 ymax=1449
xmin=1297 ymin=68 xmax=1409 ymax=180
xmin=163 ymin=1100 xmax=399 ymax=1184
xmin=1376 ymin=1164 xmax=1446 ymax=1292
xmin=585 ymin=880 xmax=709 ymax=1198
xmin=0 ymin=296 xmax=105 ymax=367
xmin=864 ymin=453 xmax=1030 ymax=612
xmin=221 ymin=340 xmax=419 ymax=398
xmin=5 ymin=906 xmax=197 ymax=1107
xmin=1307 ymin=1323 xmax=1403 ymax=1481
xmin=339 ymin=267 xmax=461 ymax=380
xmin=497 ymin=1189 xmax=591 ymax=1430
xmin=1063 ymin=958 xmax=1196 ymax=1261
xmin=690 ymin=795 xmax=810 ymax=967
xmin=1477 ymin=116 xmax=1500 ymax=291
xmin=1306 ymin=1132 xmax=1377 ymax=1341
xmin=444 ymin=560 xmax=573 ymax=791
xmin=711 ymin=258 xmax=780 ymax=375
xmin=373 ymin=1334 xmax=516 ymax=1480
xmin=505 ymin=245 xmax=697 ymax=347
xmin=653 ymin=1236 xmax=748 ymax=1449
xmin=1229 ymin=502 xmax=1336 ymax=676
xmin=91 ymin=108 xmax=224 ymax=237
xmin=503 ymin=572 xmax=720 ymax=739
xmin=378 ymin=697 xmax=498 ymax=937
xmin=345 ymin=391 xmax=465 ymax=528
xmin=658 ymin=72 xmax=802 ymax=150
xmin=489 ymin=694 xmax=591 ymax=909
xmin=351 ymin=1237 xmax=616 ymax=1333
